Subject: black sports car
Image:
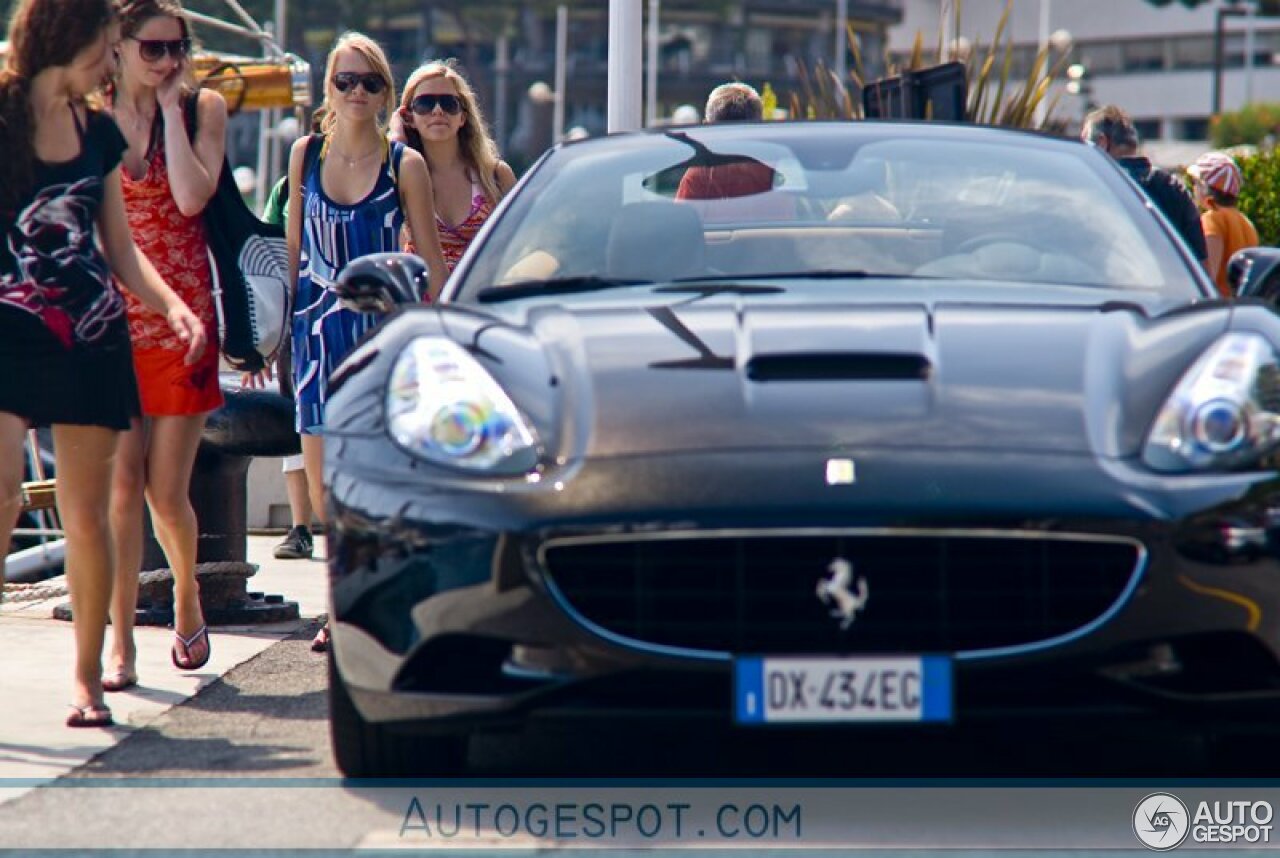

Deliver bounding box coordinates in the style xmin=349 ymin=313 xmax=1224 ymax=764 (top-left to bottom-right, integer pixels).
xmin=321 ymin=120 xmax=1280 ymax=776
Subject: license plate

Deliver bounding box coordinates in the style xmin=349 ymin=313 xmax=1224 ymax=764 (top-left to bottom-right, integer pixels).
xmin=734 ymin=656 xmax=952 ymax=724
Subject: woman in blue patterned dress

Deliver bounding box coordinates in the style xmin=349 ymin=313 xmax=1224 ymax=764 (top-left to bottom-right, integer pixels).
xmin=280 ymin=32 xmax=448 ymax=649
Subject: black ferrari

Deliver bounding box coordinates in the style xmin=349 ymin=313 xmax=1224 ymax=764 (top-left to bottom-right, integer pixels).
xmin=320 ymin=119 xmax=1280 ymax=776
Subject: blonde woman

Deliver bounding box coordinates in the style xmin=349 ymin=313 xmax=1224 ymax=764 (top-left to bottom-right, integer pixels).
xmin=282 ymin=33 xmax=447 ymax=650
xmin=395 ymin=60 xmax=516 ymax=271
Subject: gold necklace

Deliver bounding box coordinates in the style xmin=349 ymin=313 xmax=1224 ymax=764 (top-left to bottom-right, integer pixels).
xmin=329 ymin=143 xmax=380 ymax=167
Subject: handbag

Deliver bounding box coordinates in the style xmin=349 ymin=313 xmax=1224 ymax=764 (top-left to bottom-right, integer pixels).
xmin=182 ymin=93 xmax=291 ymax=372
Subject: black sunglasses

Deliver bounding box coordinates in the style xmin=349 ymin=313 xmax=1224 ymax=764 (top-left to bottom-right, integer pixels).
xmin=332 ymin=72 xmax=387 ymax=95
xmin=131 ymin=37 xmax=191 ymax=62
xmin=409 ymin=93 xmax=462 ymax=116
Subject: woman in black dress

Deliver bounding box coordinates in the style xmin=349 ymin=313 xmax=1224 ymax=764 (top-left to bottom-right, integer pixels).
xmin=0 ymin=0 xmax=206 ymax=727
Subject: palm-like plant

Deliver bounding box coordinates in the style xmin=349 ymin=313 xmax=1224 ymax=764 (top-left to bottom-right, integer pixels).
xmin=788 ymin=1 xmax=1071 ymax=131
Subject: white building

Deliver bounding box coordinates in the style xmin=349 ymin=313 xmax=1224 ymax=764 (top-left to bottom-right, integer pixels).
xmin=888 ymin=0 xmax=1280 ymax=162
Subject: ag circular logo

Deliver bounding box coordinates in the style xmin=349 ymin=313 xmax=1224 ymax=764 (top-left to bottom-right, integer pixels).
xmin=1134 ymin=793 xmax=1190 ymax=850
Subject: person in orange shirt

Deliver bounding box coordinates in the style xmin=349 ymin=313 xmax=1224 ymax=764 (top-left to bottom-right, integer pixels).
xmin=1188 ymin=151 xmax=1259 ymax=297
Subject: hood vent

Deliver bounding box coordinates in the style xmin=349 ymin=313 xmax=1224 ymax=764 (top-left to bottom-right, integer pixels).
xmin=746 ymin=352 xmax=932 ymax=382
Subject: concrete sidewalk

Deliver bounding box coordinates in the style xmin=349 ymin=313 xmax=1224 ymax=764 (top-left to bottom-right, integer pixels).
xmin=0 ymin=534 xmax=328 ymax=805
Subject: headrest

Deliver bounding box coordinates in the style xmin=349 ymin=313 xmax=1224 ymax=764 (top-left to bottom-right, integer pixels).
xmin=606 ymin=202 xmax=705 ymax=282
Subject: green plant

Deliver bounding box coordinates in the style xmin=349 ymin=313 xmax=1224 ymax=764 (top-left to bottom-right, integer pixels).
xmin=1238 ymin=149 xmax=1280 ymax=247
xmin=1211 ymin=103 xmax=1280 ymax=149
xmin=785 ymin=0 xmax=1069 ymax=131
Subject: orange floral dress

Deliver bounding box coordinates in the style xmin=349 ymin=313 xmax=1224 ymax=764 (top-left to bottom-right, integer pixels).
xmin=119 ymin=132 xmax=222 ymax=416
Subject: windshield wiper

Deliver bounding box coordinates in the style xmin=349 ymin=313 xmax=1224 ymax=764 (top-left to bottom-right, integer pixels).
xmin=670 ymin=270 xmax=899 ymax=283
xmin=653 ymin=283 xmax=786 ymax=296
xmin=475 ymin=276 xmax=652 ymax=303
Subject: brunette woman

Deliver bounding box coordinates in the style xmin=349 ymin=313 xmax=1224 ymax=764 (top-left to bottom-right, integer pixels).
xmin=103 ymin=0 xmax=225 ymax=687
xmin=283 ymin=33 xmax=448 ymax=650
xmin=0 ymin=0 xmax=206 ymax=726
xmin=396 ymin=60 xmax=516 ymax=270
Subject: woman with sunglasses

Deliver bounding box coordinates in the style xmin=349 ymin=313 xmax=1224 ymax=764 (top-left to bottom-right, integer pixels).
xmin=101 ymin=0 xmax=225 ymax=688
xmin=396 ymin=60 xmax=516 ymax=272
xmin=0 ymin=0 xmax=206 ymax=726
xmin=283 ymin=34 xmax=448 ymax=651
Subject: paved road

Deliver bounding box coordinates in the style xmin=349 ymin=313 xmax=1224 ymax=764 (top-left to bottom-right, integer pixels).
xmin=0 ymin=624 xmax=1273 ymax=852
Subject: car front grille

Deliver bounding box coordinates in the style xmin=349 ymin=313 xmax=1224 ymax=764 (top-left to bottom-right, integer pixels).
xmin=538 ymin=531 xmax=1144 ymax=657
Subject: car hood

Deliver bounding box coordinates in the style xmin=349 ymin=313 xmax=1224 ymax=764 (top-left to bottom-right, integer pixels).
xmin=460 ymin=297 xmax=1232 ymax=461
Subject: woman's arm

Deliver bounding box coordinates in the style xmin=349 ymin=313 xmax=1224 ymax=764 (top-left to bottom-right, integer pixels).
xmin=398 ymin=148 xmax=450 ymax=300
xmin=285 ymin=136 xmax=308 ymax=298
xmin=495 ymin=160 xmax=517 ymax=199
xmin=159 ymin=77 xmax=227 ymax=217
xmin=97 ymin=167 xmax=207 ymax=364
xmin=1205 ymin=233 xmax=1225 ymax=284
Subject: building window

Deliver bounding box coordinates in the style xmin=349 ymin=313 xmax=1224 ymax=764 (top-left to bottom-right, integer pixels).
xmin=1122 ymin=40 xmax=1164 ymax=72
xmin=1176 ymin=117 xmax=1210 ymax=141
xmin=1078 ymin=42 xmax=1122 ymax=75
xmin=1133 ymin=119 xmax=1161 ymax=142
xmin=1171 ymin=36 xmax=1215 ymax=71
xmin=745 ymin=27 xmax=772 ymax=73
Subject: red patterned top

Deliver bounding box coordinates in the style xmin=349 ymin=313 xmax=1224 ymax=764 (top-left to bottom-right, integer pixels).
xmin=404 ymin=175 xmax=494 ymax=272
xmin=119 ymin=138 xmax=217 ymax=352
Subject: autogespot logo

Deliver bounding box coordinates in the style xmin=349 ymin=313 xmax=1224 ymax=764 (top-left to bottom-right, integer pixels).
xmin=1134 ymin=793 xmax=1190 ymax=851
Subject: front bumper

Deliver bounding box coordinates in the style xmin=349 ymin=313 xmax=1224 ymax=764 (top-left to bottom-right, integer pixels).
xmin=325 ymin=445 xmax=1280 ymax=730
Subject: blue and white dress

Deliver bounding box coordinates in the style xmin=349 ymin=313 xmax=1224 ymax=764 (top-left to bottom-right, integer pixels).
xmin=292 ymin=137 xmax=405 ymax=434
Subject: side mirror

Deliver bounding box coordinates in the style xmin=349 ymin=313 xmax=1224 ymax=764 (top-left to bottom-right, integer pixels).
xmin=1230 ymin=247 xmax=1280 ymax=302
xmin=334 ymin=252 xmax=429 ymax=313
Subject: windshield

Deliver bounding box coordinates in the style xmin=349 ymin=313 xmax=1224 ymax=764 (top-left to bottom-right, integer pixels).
xmin=453 ymin=124 xmax=1202 ymax=301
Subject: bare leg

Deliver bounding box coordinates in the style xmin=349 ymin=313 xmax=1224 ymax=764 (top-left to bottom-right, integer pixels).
xmin=53 ymin=423 xmax=120 ymax=710
xmin=144 ymin=413 xmax=209 ymax=665
xmin=285 ymin=466 xmax=312 ymax=528
xmin=107 ymin=416 xmax=147 ymax=679
xmin=301 ymin=434 xmax=325 ymax=530
xmin=300 ymin=433 xmax=329 ymax=650
xmin=0 ymin=412 xmax=30 ymax=584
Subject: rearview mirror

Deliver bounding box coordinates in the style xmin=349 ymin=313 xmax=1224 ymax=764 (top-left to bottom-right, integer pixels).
xmin=1229 ymin=247 xmax=1280 ymax=302
xmin=334 ymin=253 xmax=429 ymax=313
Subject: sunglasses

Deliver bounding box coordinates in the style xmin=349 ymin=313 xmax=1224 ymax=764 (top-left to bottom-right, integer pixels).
xmin=332 ymin=72 xmax=387 ymax=95
xmin=409 ymin=93 xmax=462 ymax=116
xmin=131 ymin=37 xmax=191 ymax=62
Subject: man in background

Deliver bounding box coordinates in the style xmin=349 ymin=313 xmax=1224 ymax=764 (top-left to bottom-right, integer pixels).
xmin=1082 ymin=105 xmax=1208 ymax=267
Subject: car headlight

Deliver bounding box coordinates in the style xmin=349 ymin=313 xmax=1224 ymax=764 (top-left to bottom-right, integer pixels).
xmin=385 ymin=337 xmax=539 ymax=473
xmin=1143 ymin=332 xmax=1280 ymax=472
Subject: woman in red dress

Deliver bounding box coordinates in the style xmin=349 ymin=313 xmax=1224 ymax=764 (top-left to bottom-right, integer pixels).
xmin=103 ymin=0 xmax=224 ymax=687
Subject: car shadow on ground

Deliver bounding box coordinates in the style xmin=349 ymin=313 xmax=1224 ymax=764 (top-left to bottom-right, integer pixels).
xmin=459 ymin=716 xmax=1278 ymax=778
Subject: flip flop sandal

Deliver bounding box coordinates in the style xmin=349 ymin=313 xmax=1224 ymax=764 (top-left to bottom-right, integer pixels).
xmin=171 ymin=624 xmax=211 ymax=671
xmin=310 ymin=624 xmax=330 ymax=653
xmin=66 ymin=703 xmax=114 ymax=728
xmin=102 ymin=669 xmax=138 ymax=693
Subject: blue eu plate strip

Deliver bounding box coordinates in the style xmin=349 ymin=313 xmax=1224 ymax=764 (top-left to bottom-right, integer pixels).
xmin=735 ymin=657 xmax=765 ymax=724
xmin=922 ymin=656 xmax=953 ymax=723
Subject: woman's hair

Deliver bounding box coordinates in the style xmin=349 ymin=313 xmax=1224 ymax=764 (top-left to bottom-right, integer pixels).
xmin=107 ymin=0 xmax=195 ymax=128
xmin=115 ymin=0 xmax=190 ymax=45
xmin=0 ymin=0 xmax=115 ymax=214
xmin=400 ymin=59 xmax=503 ymax=206
xmin=317 ymin=32 xmax=395 ymax=136
xmin=1203 ymin=184 xmax=1239 ymax=208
